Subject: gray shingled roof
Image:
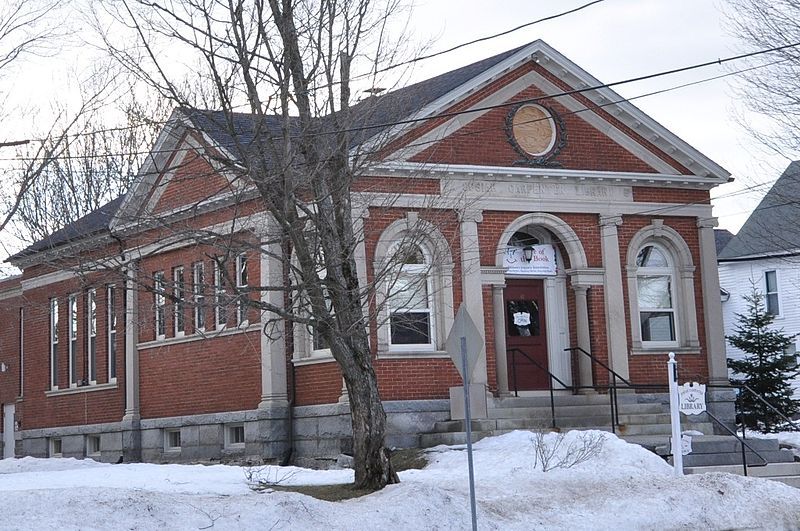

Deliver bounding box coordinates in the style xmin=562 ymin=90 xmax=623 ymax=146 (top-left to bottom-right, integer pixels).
xmin=10 ymin=45 xmax=526 ymax=263
xmin=718 ymin=161 xmax=800 ymax=260
xmin=9 ymin=196 xmax=125 ymax=261
xmin=714 ymin=228 xmax=733 ymax=255
xmin=186 ymin=43 xmax=526 ymax=157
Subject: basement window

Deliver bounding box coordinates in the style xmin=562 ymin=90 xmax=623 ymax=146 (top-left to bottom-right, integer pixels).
xmin=225 ymin=424 xmax=245 ymax=449
xmin=164 ymin=429 xmax=181 ymax=452
xmin=49 ymin=438 xmax=63 ymax=458
xmin=86 ymin=435 xmax=101 ymax=456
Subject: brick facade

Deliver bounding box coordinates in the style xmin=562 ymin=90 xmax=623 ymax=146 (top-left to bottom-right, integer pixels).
xmin=0 ymin=41 xmax=730 ymax=463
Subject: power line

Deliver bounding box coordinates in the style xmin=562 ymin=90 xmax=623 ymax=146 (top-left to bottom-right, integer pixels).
xmin=0 ymin=49 xmax=790 ymax=164
xmin=0 ymin=1 xmax=606 ymax=148
xmin=374 ymin=0 xmax=606 ymax=75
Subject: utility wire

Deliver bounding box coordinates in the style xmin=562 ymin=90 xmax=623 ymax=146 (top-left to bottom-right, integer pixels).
xmin=0 ymin=1 xmax=608 ymax=147
xmin=7 ymin=31 xmax=800 ymax=150
xmin=375 ymin=0 xmax=606 ymax=74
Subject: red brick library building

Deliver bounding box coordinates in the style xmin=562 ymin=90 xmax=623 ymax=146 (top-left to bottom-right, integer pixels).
xmin=0 ymin=41 xmax=731 ymax=463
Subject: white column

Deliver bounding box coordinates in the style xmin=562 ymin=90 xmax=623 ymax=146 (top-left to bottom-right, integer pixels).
xmin=459 ymin=209 xmax=487 ymax=387
xmin=698 ymin=217 xmax=729 ymax=385
xmin=599 ymin=215 xmax=630 ymax=381
xmin=123 ymin=265 xmax=140 ymax=421
xmin=258 ymin=227 xmax=289 ymax=408
xmin=492 ymin=283 xmax=509 ymax=396
xmin=572 ymin=285 xmax=593 ymax=388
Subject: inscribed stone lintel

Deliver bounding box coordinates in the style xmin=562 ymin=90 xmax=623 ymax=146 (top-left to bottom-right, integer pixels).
xmin=457 ymin=180 xmax=633 ymax=202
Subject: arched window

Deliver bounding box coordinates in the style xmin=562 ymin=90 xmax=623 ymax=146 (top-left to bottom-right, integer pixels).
xmin=387 ymin=244 xmax=433 ymax=348
xmin=626 ymin=221 xmax=699 ymax=353
xmin=635 ymin=244 xmax=676 ymax=344
xmin=373 ymin=214 xmax=454 ymax=356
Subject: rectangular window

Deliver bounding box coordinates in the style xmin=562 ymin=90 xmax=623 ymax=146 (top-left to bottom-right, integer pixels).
xmin=49 ymin=438 xmax=63 ymax=458
xmin=87 ymin=289 xmax=97 ymax=384
xmin=164 ymin=429 xmax=181 ymax=451
xmin=765 ymin=270 xmax=780 ymax=316
xmin=173 ymin=266 xmax=185 ymax=336
xmin=388 ymin=270 xmax=432 ymax=347
xmin=214 ymin=260 xmax=227 ymax=329
xmin=68 ymin=294 xmax=78 ymax=386
xmin=225 ymin=424 xmax=245 ymax=448
xmin=107 ymin=286 xmax=117 ymax=381
xmin=49 ymin=299 xmax=58 ymax=390
xmin=86 ymin=435 xmax=101 ymax=456
xmin=638 ymin=275 xmax=676 ymax=343
xmin=236 ymin=253 xmax=248 ymax=325
xmin=192 ymin=262 xmax=205 ymax=332
xmin=154 ymin=271 xmax=166 ymax=339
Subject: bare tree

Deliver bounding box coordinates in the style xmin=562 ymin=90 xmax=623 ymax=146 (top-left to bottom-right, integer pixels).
xmin=725 ymin=0 xmax=800 ymax=156
xmin=9 ymin=85 xmax=170 ymax=244
xmin=92 ymin=0 xmax=435 ymax=490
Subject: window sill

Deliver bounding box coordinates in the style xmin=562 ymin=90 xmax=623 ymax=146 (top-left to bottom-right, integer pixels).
xmin=45 ymin=381 xmax=118 ymax=397
xmin=630 ymin=347 xmax=700 ymax=356
xmin=293 ymin=355 xmax=336 ymax=366
xmin=138 ymin=323 xmax=261 ymax=350
xmin=378 ymin=349 xmax=450 ymax=359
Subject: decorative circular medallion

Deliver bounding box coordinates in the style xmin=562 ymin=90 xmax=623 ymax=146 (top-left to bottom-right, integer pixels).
xmin=505 ymin=103 xmax=566 ymax=166
xmin=512 ymin=104 xmax=556 ymax=156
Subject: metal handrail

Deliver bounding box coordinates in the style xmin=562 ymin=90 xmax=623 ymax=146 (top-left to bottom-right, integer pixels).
xmin=565 ymin=346 xmax=632 ymax=387
xmin=740 ymin=384 xmax=800 ymax=432
xmin=565 ymin=346 xmax=631 ymax=429
xmin=704 ymin=409 xmax=768 ymax=476
xmin=507 ymin=347 xmax=570 ymax=429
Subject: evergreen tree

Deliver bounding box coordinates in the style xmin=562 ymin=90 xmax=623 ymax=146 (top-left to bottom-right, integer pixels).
xmin=727 ymin=285 xmax=800 ymax=432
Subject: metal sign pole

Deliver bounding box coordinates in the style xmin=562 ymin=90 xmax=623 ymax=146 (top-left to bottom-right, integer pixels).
xmin=461 ymin=336 xmax=478 ymax=531
xmin=667 ymin=352 xmax=684 ymax=477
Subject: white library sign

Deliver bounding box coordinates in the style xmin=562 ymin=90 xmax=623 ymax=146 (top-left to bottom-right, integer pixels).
xmin=503 ymin=244 xmax=557 ymax=276
xmin=678 ymin=382 xmax=707 ymax=415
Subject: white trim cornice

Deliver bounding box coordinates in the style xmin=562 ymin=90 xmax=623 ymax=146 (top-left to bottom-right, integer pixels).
xmin=365 ymin=161 xmax=721 ymax=188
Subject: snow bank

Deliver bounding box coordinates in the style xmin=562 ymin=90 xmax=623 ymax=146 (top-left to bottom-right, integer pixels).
xmin=0 ymin=430 xmax=798 ymax=530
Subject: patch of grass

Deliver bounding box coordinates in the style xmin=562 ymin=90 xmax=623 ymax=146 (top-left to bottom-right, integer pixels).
xmin=390 ymin=448 xmax=429 ymax=472
xmin=270 ymin=483 xmax=372 ymax=501
xmin=266 ymin=449 xmax=429 ymax=501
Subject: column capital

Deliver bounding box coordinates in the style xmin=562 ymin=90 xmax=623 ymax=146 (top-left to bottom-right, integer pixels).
xmin=458 ymin=208 xmax=483 ymax=224
xmin=571 ymin=284 xmax=590 ymax=294
xmin=697 ymin=217 xmax=719 ymax=229
xmin=599 ymin=214 xmax=623 ymax=227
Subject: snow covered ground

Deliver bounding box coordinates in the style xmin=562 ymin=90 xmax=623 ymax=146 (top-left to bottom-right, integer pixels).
xmin=1 ymin=430 xmax=799 ymax=530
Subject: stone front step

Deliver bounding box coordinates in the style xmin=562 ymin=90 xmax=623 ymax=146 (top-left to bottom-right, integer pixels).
xmin=655 ymin=435 xmax=796 ymax=467
xmin=487 ymin=402 xmax=666 ymax=420
xmin=491 ymin=393 xmax=647 ymax=408
xmin=433 ymin=417 xmax=713 ymax=436
xmin=418 ymin=423 xmax=717 ymax=448
xmin=685 ymin=462 xmax=800 ymax=488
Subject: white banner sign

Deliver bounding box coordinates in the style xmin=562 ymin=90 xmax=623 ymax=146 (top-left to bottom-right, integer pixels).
xmin=678 ymin=382 xmax=707 ymax=415
xmin=503 ymin=244 xmax=557 ymax=276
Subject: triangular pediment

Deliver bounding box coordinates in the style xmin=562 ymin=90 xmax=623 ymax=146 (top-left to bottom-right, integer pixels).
xmin=110 ymin=110 xmax=239 ymax=232
xmin=368 ymin=40 xmax=729 ymax=182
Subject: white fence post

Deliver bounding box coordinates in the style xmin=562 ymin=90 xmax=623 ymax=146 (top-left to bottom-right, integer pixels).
xmin=667 ymin=352 xmax=684 ymax=476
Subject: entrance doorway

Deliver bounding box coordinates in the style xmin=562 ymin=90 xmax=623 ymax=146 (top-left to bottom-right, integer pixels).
xmin=2 ymin=403 xmax=14 ymax=459
xmin=504 ymin=279 xmax=549 ymax=391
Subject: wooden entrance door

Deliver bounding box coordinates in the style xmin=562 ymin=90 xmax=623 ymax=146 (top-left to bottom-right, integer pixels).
xmin=504 ymin=279 xmax=549 ymax=391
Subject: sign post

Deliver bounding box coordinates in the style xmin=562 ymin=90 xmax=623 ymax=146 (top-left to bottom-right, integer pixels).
xmin=667 ymin=352 xmax=684 ymax=476
xmin=446 ymin=305 xmax=481 ymax=531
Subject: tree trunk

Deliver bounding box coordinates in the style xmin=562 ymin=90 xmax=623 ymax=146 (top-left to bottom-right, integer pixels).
xmin=340 ymin=344 xmax=399 ymax=490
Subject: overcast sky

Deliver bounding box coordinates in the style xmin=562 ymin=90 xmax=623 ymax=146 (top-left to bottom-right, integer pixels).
xmin=400 ymin=0 xmax=791 ymax=233
xmin=4 ymin=0 xmax=791 ymax=237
